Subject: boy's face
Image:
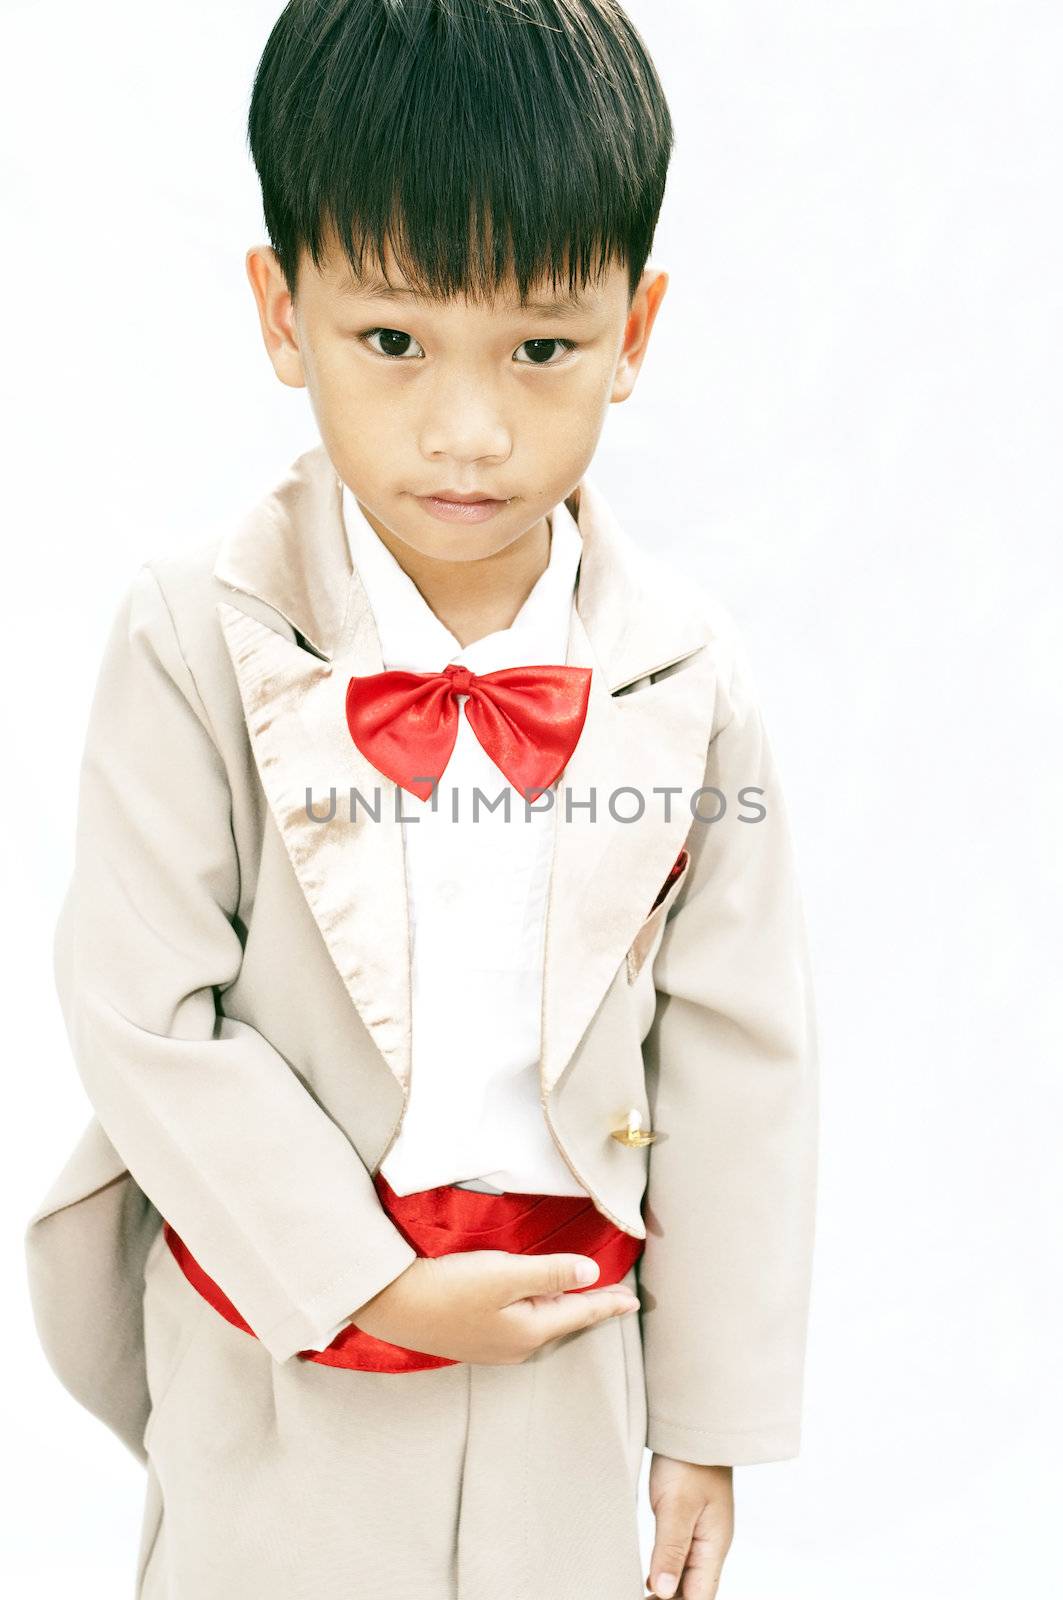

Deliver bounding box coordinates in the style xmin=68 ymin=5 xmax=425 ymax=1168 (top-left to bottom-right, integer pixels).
xmin=246 ymin=224 xmax=667 ymax=565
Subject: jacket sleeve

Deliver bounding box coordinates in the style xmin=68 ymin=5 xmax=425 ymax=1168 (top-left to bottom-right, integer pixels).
xmin=638 ymin=643 xmax=819 ymax=1466
xmin=52 ymin=562 xmax=418 ymax=1362
xmin=301 ymin=1312 xmax=356 ymax=1353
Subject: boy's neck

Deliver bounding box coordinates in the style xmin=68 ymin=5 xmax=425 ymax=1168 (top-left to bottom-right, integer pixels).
xmin=359 ymin=507 xmax=553 ymax=651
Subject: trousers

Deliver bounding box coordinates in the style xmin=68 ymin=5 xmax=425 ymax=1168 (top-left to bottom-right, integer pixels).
xmin=136 ymin=1215 xmax=648 ymax=1599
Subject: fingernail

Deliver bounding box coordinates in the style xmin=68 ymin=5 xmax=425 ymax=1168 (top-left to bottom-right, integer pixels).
xmin=574 ymin=1260 xmax=599 ymax=1285
xmin=654 ymin=1574 xmax=678 ymax=1598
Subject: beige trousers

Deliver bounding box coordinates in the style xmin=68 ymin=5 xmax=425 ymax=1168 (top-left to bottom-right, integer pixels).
xmin=135 ymin=1225 xmax=647 ymax=1599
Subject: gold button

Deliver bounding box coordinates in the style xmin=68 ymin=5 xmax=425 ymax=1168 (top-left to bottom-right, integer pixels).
xmin=609 ymin=1107 xmax=657 ymax=1147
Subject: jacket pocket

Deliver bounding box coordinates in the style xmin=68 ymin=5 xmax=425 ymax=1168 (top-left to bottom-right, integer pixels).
xmin=625 ymin=849 xmax=691 ymax=984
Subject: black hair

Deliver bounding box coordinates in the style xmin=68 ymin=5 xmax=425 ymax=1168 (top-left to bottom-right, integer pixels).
xmin=246 ymin=0 xmax=674 ymax=306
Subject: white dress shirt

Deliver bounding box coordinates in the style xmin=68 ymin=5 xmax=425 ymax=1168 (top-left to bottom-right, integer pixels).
xmin=301 ymin=490 xmax=589 ymax=1351
xmin=347 ymin=484 xmax=589 ymax=1193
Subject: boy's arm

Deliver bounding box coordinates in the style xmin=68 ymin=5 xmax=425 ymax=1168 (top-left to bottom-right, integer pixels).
xmin=638 ymin=640 xmax=819 ymax=1466
xmin=53 ymin=563 xmax=418 ymax=1363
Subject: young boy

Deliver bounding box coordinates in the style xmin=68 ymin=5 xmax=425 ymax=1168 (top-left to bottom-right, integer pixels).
xmin=25 ymin=3 xmax=818 ymax=1597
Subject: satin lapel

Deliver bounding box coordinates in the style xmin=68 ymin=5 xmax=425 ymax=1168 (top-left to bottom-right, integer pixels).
xmin=539 ymin=604 xmax=718 ymax=1095
xmin=216 ymin=574 xmax=413 ymax=1095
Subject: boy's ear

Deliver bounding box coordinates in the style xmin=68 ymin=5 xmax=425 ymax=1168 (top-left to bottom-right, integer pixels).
xmin=611 ymin=267 xmax=669 ymax=405
xmin=245 ymin=244 xmax=307 ymax=391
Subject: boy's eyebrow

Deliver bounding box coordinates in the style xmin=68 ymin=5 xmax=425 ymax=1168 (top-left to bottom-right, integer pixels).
xmin=339 ymin=275 xmax=592 ymax=319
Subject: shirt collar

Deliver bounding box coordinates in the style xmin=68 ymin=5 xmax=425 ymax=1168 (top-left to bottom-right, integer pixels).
xmin=341 ymin=487 xmax=583 ymax=674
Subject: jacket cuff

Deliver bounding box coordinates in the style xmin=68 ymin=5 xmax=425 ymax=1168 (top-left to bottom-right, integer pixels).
xmin=257 ymin=1228 xmax=418 ymax=1363
xmin=646 ymin=1412 xmax=803 ymax=1467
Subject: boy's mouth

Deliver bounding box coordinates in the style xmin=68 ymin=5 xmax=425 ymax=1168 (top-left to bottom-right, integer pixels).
xmin=425 ymin=488 xmax=501 ymax=503
xmin=416 ymin=490 xmax=510 ymax=524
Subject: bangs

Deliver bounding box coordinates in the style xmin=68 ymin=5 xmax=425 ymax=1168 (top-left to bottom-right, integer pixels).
xmin=248 ymin=0 xmax=674 ymax=303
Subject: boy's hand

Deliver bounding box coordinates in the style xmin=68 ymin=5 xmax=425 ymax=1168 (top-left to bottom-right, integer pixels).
xmin=349 ymin=1250 xmax=640 ymax=1364
xmin=645 ymin=1454 xmax=734 ymax=1599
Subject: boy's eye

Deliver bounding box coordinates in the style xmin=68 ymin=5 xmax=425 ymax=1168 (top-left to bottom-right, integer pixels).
xmin=514 ymin=338 xmax=575 ymax=366
xmin=361 ymin=328 xmax=425 ymax=360
xmin=358 ymin=329 xmax=575 ymax=366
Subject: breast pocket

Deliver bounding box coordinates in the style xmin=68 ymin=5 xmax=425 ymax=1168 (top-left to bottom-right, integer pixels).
xmin=625 ymin=848 xmax=691 ymax=984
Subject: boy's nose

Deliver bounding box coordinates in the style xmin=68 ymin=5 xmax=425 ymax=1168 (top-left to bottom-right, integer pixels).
xmin=419 ymin=400 xmax=511 ymax=467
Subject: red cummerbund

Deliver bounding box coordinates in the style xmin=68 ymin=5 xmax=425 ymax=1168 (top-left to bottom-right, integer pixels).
xmin=162 ymin=1171 xmax=644 ymax=1373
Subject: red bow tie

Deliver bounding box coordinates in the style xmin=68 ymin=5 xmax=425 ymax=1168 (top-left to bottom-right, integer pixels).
xmin=345 ymin=662 xmax=593 ymax=802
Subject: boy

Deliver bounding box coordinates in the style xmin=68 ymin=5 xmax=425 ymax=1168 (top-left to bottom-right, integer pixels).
xmin=24 ymin=2 xmax=819 ymax=1597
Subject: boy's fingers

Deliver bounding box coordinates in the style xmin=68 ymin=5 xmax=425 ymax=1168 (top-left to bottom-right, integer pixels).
xmin=484 ymin=1251 xmax=639 ymax=1348
xmin=672 ymin=1539 xmax=725 ymax=1600
xmin=649 ymin=1529 xmax=725 ymax=1600
xmin=528 ymin=1282 xmax=639 ymax=1340
xmin=646 ymin=1497 xmax=700 ymax=1598
xmin=498 ymin=1251 xmax=605 ymax=1300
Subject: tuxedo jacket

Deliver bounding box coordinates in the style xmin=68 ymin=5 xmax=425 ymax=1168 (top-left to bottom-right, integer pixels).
xmin=24 ymin=444 xmax=819 ymax=1469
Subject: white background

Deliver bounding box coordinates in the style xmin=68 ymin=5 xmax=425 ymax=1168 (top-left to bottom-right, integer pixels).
xmin=3 ymin=1 xmax=1061 ymax=1593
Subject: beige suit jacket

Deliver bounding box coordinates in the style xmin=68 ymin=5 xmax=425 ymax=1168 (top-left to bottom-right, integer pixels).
xmin=24 ymin=444 xmax=819 ymax=1470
